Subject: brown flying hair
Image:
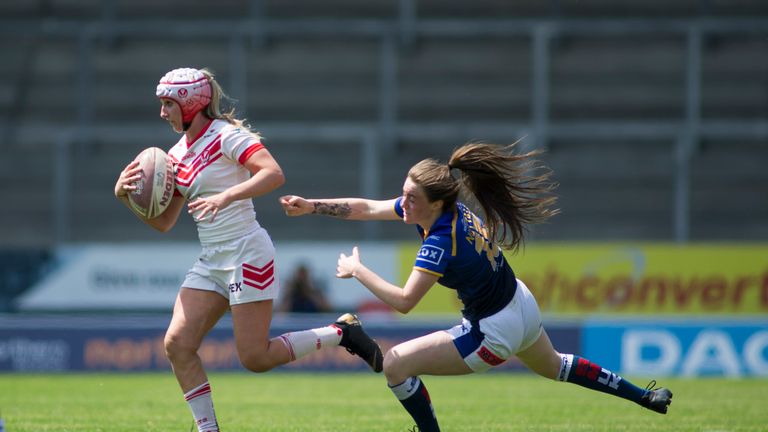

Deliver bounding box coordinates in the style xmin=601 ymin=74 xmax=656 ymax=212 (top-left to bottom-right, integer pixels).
xmin=407 ymin=141 xmax=559 ymax=252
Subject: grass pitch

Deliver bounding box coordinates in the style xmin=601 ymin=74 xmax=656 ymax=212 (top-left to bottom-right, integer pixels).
xmin=1 ymin=372 xmax=765 ymax=431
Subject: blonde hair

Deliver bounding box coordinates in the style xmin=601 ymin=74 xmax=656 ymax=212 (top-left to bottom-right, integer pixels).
xmin=200 ymin=68 xmax=261 ymax=139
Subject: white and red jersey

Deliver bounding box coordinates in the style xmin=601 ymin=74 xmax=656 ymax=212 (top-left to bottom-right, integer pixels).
xmin=167 ymin=119 xmax=266 ymax=245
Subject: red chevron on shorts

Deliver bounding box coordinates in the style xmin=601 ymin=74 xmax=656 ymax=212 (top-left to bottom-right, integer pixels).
xmin=242 ymin=260 xmax=275 ymax=290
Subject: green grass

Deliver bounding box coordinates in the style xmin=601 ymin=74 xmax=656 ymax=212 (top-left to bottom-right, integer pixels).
xmin=1 ymin=372 xmax=766 ymax=431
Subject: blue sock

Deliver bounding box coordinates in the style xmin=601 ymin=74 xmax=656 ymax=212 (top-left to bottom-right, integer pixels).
xmin=389 ymin=377 xmax=440 ymax=432
xmin=558 ymin=354 xmax=648 ymax=404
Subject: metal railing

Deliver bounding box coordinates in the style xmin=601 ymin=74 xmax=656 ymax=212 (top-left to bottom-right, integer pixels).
xmin=2 ymin=12 xmax=767 ymax=244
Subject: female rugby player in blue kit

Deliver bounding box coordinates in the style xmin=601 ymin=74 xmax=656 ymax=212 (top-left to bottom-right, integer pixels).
xmin=280 ymin=142 xmax=672 ymax=431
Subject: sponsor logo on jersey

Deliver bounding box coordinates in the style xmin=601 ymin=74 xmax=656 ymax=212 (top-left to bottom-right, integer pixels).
xmin=200 ymin=148 xmax=212 ymax=164
xmin=416 ymin=245 xmax=444 ymax=266
xmin=175 ymin=139 xmax=223 ymax=188
xmin=182 ymin=150 xmax=196 ymax=161
xmin=202 ymin=127 xmax=217 ymax=140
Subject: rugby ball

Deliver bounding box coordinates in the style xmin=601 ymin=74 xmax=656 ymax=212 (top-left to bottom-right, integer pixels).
xmin=128 ymin=147 xmax=175 ymax=219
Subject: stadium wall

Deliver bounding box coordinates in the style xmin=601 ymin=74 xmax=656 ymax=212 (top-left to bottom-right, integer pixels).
xmin=15 ymin=242 xmax=768 ymax=315
xmin=3 ymin=242 xmax=767 ymax=376
xmin=1 ymin=314 xmax=765 ymax=377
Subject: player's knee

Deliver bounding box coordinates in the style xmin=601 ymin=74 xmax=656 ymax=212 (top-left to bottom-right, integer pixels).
xmin=522 ymin=351 xmax=562 ymax=380
xmin=382 ymin=348 xmax=406 ymax=382
xmin=539 ymin=351 xmax=565 ymax=380
xmin=163 ymin=333 xmax=194 ymax=363
xmin=240 ymin=358 xmax=273 ymax=373
xmin=239 ymin=350 xmax=275 ymax=373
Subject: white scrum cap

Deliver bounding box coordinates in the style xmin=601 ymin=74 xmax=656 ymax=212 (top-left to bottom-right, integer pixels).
xmin=156 ymin=68 xmax=212 ymax=122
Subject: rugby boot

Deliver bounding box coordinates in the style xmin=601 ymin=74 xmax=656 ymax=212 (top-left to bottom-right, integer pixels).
xmin=334 ymin=313 xmax=384 ymax=372
xmin=640 ymin=381 xmax=673 ymax=414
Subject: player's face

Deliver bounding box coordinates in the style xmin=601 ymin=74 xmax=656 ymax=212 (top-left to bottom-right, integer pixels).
xmin=401 ymin=177 xmax=442 ymax=227
xmin=159 ymin=98 xmax=183 ymax=133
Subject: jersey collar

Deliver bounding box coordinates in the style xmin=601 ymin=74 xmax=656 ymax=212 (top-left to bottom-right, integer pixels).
xmin=420 ymin=205 xmax=457 ymax=239
xmin=186 ymin=118 xmax=215 ymax=148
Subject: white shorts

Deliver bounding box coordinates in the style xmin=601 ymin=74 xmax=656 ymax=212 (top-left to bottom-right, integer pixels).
xmin=182 ymin=227 xmax=280 ymax=305
xmin=447 ymin=279 xmax=543 ymax=372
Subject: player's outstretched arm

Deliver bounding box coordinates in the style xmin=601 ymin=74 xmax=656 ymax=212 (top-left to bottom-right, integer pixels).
xmin=337 ymin=246 xmax=436 ymax=313
xmin=280 ymin=195 xmax=400 ymax=221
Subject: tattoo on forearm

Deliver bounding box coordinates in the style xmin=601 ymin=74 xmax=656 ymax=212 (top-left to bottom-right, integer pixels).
xmin=313 ymin=202 xmax=352 ymax=218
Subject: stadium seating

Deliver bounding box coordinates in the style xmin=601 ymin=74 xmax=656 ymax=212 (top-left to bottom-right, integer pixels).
xmin=0 ymin=0 xmax=766 ymax=247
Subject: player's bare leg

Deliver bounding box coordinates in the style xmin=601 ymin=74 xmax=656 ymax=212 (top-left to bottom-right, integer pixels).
xmin=165 ymin=288 xmax=229 ymax=390
xmin=165 ymin=288 xmax=229 ymax=431
xmin=231 ymin=303 xmax=381 ymax=372
xmin=230 ymin=299 xmax=293 ymax=371
xmin=384 ymin=331 xmax=472 ymax=383
xmin=383 ymin=331 xmax=472 ymax=432
xmin=514 ymin=328 xmax=562 ymax=379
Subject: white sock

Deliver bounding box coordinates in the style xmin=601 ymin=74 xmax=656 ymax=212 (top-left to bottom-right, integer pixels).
xmin=278 ymin=325 xmax=343 ymax=361
xmin=389 ymin=376 xmax=422 ymax=400
xmin=557 ymin=353 xmax=574 ymax=382
xmin=184 ymin=381 xmax=218 ymax=432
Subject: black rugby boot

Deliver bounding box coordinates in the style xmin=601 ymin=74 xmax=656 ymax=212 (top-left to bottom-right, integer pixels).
xmin=334 ymin=313 xmax=384 ymax=373
xmin=640 ymin=381 xmax=673 ymax=414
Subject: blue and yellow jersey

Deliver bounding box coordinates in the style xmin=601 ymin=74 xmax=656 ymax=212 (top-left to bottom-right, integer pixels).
xmin=394 ymin=198 xmax=517 ymax=322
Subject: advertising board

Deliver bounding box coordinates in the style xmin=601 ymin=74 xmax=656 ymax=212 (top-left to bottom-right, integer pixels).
xmin=582 ymin=319 xmax=768 ymax=377
xmin=402 ymin=243 xmax=768 ymax=316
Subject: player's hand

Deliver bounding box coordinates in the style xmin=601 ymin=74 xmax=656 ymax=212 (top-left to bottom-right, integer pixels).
xmin=115 ymin=160 xmax=142 ymax=198
xmin=336 ymin=246 xmax=362 ymax=279
xmin=279 ymin=195 xmax=313 ymax=216
xmin=188 ymin=192 xmax=232 ymax=223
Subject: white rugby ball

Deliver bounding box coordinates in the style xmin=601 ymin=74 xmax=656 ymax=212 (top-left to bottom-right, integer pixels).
xmin=128 ymin=147 xmax=175 ymax=219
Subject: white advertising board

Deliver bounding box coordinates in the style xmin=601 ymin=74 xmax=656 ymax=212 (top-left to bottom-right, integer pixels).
xmin=16 ymin=242 xmax=397 ymax=311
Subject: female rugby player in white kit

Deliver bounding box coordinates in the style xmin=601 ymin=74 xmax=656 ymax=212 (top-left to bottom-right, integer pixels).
xmin=280 ymin=142 xmax=673 ymax=431
xmin=114 ymin=67 xmax=382 ymax=432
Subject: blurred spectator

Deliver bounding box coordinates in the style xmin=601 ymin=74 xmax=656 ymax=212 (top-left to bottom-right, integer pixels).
xmin=279 ymin=264 xmax=332 ymax=313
